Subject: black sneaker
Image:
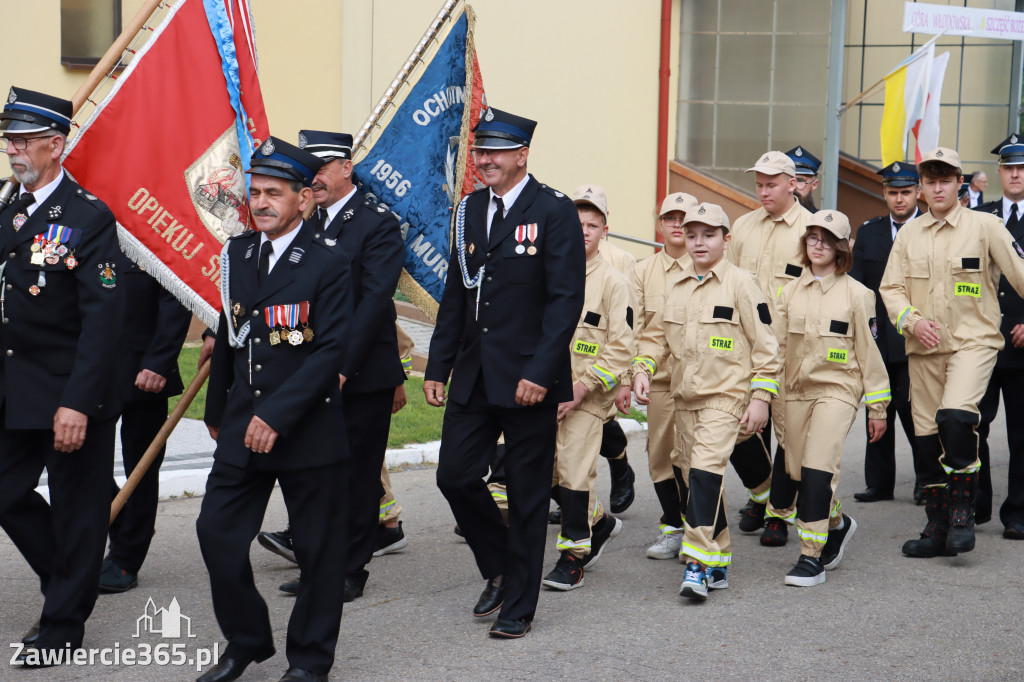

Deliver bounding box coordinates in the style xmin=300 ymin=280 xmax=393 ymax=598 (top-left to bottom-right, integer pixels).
xmin=373 ymin=521 xmax=408 ymax=557
xmin=784 ymin=555 xmax=825 ymax=587
xmin=548 ymin=508 xmax=562 ymax=525
xmin=582 ymin=515 xmax=622 ymax=569
xmin=542 ymin=551 xmax=585 ymax=590
xmin=737 ymin=502 xmax=767 ymax=533
xmin=820 ymin=514 xmax=857 ymax=570
xmin=98 ymin=558 xmax=138 ymax=594
xmin=760 ymin=518 xmax=789 ymax=546
xmin=257 ymin=528 xmax=296 ymax=564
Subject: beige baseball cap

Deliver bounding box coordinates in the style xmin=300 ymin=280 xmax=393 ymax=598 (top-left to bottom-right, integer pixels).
xmin=745 ymin=150 xmax=796 ymax=177
xmin=682 ymin=202 xmax=731 ymax=232
xmin=919 ymin=147 xmax=963 ymax=174
xmin=572 ymin=184 xmax=608 ymax=219
xmin=659 ymin=192 xmax=699 ymax=216
xmin=806 ymin=209 xmax=851 ymax=240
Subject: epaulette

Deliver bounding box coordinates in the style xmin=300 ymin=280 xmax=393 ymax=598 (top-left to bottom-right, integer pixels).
xmin=229 ymin=228 xmax=259 ymax=240
xmin=73 ymin=186 xmax=110 ymax=212
xmin=539 ymin=183 xmax=569 ymax=200
xmin=362 ymin=195 xmax=389 ymax=215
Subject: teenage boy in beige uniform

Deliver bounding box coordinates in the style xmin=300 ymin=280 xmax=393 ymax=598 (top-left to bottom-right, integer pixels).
xmin=633 ymin=203 xmax=781 ymax=600
xmin=540 ymin=196 xmax=634 ymax=591
xmin=727 ymin=151 xmax=813 ymax=541
xmin=633 ymin=192 xmax=698 ymax=559
xmin=880 ymin=147 xmax=1024 ymax=558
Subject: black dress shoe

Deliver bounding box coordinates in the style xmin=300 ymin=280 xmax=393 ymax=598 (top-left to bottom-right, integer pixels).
xmin=1004 ymin=522 xmax=1024 ymax=540
xmin=21 ymin=618 xmax=40 ymax=645
xmin=279 ymin=577 xmax=299 ymax=595
xmin=473 ymin=577 xmax=504 ymax=617
xmin=488 ymin=617 xmax=531 ymax=638
xmin=197 ymin=655 xmax=259 ymax=682
xmin=279 ymin=667 xmax=328 ymax=682
xmin=854 ymin=488 xmax=894 ymax=503
xmin=344 ymin=578 xmax=364 ymax=603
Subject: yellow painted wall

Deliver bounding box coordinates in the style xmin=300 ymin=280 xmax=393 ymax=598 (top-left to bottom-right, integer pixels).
xmin=0 ymin=0 xmax=677 ymax=256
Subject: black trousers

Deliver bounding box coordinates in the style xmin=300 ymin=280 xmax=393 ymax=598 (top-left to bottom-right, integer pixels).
xmin=342 ymin=387 xmax=396 ymax=589
xmin=108 ymin=397 xmax=168 ymax=574
xmin=978 ymin=366 xmax=1024 ymax=527
xmin=0 ymin=414 xmax=115 ymax=650
xmin=196 ymin=458 xmax=348 ymax=674
xmin=863 ymin=361 xmax=917 ymax=494
xmin=436 ymin=376 xmax=557 ymax=623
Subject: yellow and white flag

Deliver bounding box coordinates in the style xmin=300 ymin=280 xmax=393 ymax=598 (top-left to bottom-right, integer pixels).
xmin=879 ymin=40 xmax=948 ymax=166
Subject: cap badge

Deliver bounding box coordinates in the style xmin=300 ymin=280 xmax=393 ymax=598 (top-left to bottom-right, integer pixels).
xmin=484 ymin=108 xmax=494 ymax=122
xmin=697 ymin=206 xmax=706 ymax=215
xmin=935 ymin=149 xmax=943 ymax=157
xmin=676 ymin=196 xmax=684 ymax=203
xmin=298 ymin=133 xmax=307 ymax=148
xmin=1013 ymin=134 xmax=1019 ymax=144
xmin=762 ymin=154 xmax=771 ymax=162
xmin=7 ymin=89 xmax=15 ymax=104
xmin=261 ymin=139 xmax=275 ymax=156
xmin=795 ymin=147 xmax=803 ymax=156
xmin=586 ymin=187 xmax=592 ymax=193
xmin=893 ymin=162 xmax=901 ymax=173
xmin=824 ymin=213 xmax=834 ymax=222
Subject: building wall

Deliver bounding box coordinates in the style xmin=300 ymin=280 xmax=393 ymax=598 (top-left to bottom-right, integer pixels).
xmin=0 ymin=0 xmax=678 ymax=260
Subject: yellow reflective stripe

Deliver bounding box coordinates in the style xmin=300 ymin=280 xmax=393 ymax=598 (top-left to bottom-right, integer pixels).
xmin=681 ymin=542 xmax=732 ymax=567
xmin=896 ymin=306 xmax=914 ymax=335
xmin=865 ymin=390 xmax=891 ymax=403
xmin=634 ymin=356 xmax=656 ymax=376
xmin=830 ymin=499 xmax=842 ymax=519
xmin=401 ymin=357 xmax=412 ymax=371
xmin=797 ymin=527 xmax=828 ymax=544
xmin=777 ymin=285 xmax=783 ymax=297
xmin=556 ymin=534 xmax=592 ymax=551
xmin=592 ymin=364 xmax=617 ymax=390
xmin=750 ymin=378 xmax=779 ymax=395
xmin=766 ymin=508 xmax=796 ymax=522
xmin=378 ymin=500 xmax=396 ymax=519
xmin=658 ymin=524 xmax=683 ymax=535
xmin=942 ymin=461 xmax=982 ymax=475
xmin=748 ymin=488 xmax=770 ymax=503
xmin=490 ymin=490 xmax=508 ymax=501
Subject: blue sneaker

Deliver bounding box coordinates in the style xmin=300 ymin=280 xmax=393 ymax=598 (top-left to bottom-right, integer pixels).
xmin=679 ymin=561 xmax=708 ymax=600
xmin=705 ymin=565 xmax=729 ymax=590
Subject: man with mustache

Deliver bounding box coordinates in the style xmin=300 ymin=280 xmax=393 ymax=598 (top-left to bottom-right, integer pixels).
xmin=260 ymin=130 xmax=406 ymax=604
xmin=0 ymin=86 xmax=126 ymax=667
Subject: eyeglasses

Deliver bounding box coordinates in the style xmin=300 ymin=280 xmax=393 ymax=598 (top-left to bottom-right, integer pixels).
xmin=0 ymin=135 xmax=55 ymax=152
xmin=660 ymin=216 xmax=685 ymax=225
xmin=804 ymin=234 xmax=834 ymax=249
xmin=795 ymin=177 xmax=816 ymax=187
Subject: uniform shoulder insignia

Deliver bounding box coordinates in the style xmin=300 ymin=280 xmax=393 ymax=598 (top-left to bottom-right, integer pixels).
xmin=539 ymin=184 xmax=571 ymax=201
xmin=375 ymin=204 xmax=387 ymax=214
xmin=229 ymin=229 xmax=259 ymax=240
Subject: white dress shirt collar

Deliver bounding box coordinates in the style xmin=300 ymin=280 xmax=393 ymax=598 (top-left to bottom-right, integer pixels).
xmin=20 ymin=169 xmax=65 ymax=217
xmin=259 ymin=221 xmax=303 ymax=274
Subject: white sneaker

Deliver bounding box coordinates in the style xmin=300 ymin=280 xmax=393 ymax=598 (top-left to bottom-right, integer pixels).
xmin=646 ymin=532 xmax=683 ymax=559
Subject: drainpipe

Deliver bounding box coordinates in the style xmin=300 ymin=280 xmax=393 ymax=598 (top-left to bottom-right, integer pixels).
xmin=656 ymin=0 xmax=672 ymax=244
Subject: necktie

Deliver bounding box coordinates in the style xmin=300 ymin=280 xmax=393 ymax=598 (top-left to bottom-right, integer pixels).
xmin=489 ymin=196 xmax=504 ymax=239
xmin=1008 ymin=203 xmax=1020 ymax=234
xmin=10 ymin=192 xmax=35 ymax=231
xmin=258 ymin=241 xmax=272 ymax=285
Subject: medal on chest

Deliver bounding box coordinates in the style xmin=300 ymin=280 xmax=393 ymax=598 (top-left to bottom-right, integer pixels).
xmin=264 ymin=301 xmax=313 ymax=347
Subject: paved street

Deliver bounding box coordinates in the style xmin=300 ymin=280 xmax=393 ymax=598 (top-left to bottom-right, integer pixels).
xmin=3 ymin=404 xmax=1023 ymax=680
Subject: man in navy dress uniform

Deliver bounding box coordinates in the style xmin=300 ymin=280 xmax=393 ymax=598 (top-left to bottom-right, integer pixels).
xmin=0 ymin=86 xmax=126 ymax=667
xmin=196 ymin=137 xmax=352 ymax=682
xmin=975 ymin=134 xmax=1024 ymax=539
xmin=424 ymin=107 xmax=585 ymax=638
xmin=850 ymin=161 xmax=921 ymax=504
xmin=786 ymin=145 xmax=821 ymax=212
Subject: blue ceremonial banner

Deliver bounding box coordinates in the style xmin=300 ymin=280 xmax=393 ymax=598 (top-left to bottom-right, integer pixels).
xmin=353 ymin=4 xmax=486 ymax=321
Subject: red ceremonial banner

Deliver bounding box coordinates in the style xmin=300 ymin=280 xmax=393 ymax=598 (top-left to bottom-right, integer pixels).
xmin=64 ymin=0 xmax=269 ymax=327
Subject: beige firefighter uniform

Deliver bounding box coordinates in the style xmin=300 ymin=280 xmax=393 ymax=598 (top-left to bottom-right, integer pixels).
xmin=634 ymin=249 xmax=691 ymax=536
xmin=600 ymin=238 xmax=637 ymax=279
xmin=772 ymin=270 xmax=891 ymax=556
xmin=635 ymin=258 xmax=781 ymax=567
xmin=879 ymin=203 xmax=1024 ymax=481
xmin=379 ymin=322 xmax=417 ymax=524
xmin=552 ymin=255 xmax=635 ymax=558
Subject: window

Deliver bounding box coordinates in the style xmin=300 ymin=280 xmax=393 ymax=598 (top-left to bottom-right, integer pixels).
xmin=61 ymin=0 xmax=122 ymax=69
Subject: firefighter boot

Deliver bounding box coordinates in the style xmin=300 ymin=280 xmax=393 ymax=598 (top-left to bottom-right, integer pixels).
xmin=946 ymin=471 xmax=978 ymax=554
xmin=902 ymin=485 xmax=956 ymax=558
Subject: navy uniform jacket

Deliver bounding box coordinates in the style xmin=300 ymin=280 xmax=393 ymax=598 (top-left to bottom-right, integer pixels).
xmin=118 ymin=260 xmax=191 ymax=402
xmin=313 ymin=190 xmax=405 ymax=394
xmin=850 ymin=214 xmax=907 ymax=364
xmin=204 ymin=221 xmax=353 ymax=471
xmin=976 ymin=199 xmax=1024 ymax=368
xmin=426 ymin=176 xmax=585 ymax=408
xmin=0 ymin=174 xmax=126 ymax=428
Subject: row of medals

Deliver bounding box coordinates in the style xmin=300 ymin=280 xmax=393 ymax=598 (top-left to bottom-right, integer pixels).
xmin=269 ymin=325 xmax=314 ymax=346
xmin=28 ymin=241 xmax=77 ymax=296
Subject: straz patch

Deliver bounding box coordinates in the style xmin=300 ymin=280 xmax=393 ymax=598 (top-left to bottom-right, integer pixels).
xmin=573 ymin=339 xmax=599 ymax=356
xmin=826 ymin=348 xmax=848 ymax=363
xmin=954 ymin=282 xmax=981 ymax=298
xmin=709 ymin=336 xmax=734 ymax=351
xmin=870 ymin=317 xmax=878 ymax=340
xmin=1014 ymin=240 xmax=1024 ymax=259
